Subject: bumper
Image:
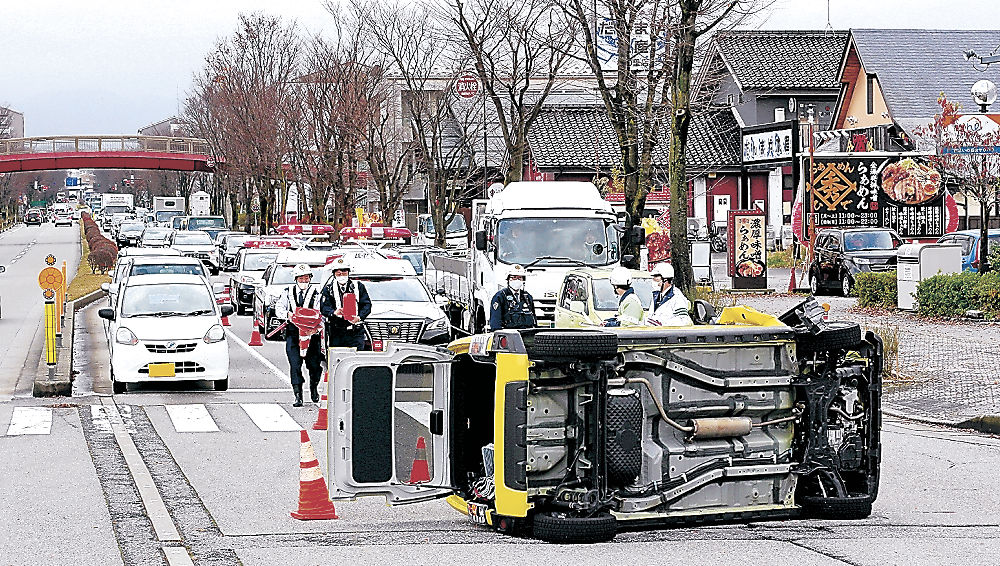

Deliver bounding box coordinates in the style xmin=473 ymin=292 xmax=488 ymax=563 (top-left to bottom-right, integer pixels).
xmin=111 ymin=340 xmax=230 ymax=383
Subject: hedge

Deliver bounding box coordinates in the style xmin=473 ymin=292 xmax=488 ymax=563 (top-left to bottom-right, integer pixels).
xmin=855 ymin=271 xmax=897 ymax=309
xmin=914 ymin=270 xmax=1000 ymax=318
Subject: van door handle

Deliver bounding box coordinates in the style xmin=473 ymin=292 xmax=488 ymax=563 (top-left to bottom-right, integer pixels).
xmin=430 ymin=410 xmax=444 ymax=435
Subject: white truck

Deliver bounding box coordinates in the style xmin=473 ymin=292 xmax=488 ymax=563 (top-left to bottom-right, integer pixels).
xmin=100 ymin=193 xmax=135 ymax=228
xmin=153 ymin=196 xmax=185 ymax=226
xmin=413 ymin=213 xmax=469 ymax=248
xmin=423 ymin=181 xmax=632 ymax=333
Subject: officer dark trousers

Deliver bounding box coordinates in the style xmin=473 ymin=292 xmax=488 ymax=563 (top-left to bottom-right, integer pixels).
xmin=286 ymin=326 xmax=324 ymax=401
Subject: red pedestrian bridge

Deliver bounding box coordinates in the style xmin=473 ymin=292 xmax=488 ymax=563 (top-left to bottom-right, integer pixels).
xmin=0 ymin=136 xmax=217 ymax=173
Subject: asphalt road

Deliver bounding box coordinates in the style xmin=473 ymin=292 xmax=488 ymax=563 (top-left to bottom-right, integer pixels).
xmin=5 ymin=226 xmax=1000 ymax=565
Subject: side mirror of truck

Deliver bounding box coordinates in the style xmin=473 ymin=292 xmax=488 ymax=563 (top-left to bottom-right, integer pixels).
xmin=628 ymin=225 xmax=646 ymax=246
xmin=475 ymin=230 xmax=488 ymax=251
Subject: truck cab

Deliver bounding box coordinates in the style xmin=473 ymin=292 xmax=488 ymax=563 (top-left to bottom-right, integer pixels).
xmin=414 ymin=214 xmax=469 ymax=249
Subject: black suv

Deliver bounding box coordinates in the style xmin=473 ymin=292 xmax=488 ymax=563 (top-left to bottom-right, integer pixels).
xmin=809 ymin=228 xmax=902 ymax=295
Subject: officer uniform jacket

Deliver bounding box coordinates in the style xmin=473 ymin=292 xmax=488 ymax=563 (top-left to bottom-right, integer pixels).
xmin=274 ymin=284 xmax=321 ymax=320
xmin=488 ymin=286 xmax=536 ymax=330
xmin=647 ymin=285 xmax=693 ymax=326
xmin=320 ymin=278 xmax=372 ymax=331
xmin=615 ymin=287 xmax=645 ymax=326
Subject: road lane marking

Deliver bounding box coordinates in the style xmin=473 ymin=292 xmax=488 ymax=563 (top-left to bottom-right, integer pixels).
xmin=100 ymin=398 xmax=182 ymax=542
xmin=224 ymin=328 xmax=290 ymax=382
xmin=396 ymin=401 xmax=432 ymax=430
xmin=163 ymin=547 xmax=194 ymax=566
xmin=241 ymin=403 xmax=301 ymax=431
xmin=165 ymin=404 xmax=219 ymax=433
xmin=6 ymin=407 xmax=53 ymax=435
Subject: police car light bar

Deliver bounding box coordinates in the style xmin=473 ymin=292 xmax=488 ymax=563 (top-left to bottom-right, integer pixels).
xmin=276 ymin=224 xmax=335 ymax=235
xmin=339 ymin=226 xmax=413 ymax=240
xmin=244 ymin=238 xmax=294 ymax=249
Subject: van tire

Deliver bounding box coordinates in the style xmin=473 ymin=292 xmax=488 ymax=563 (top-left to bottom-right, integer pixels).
xmin=798 ymin=321 xmax=862 ymax=353
xmin=214 ymin=378 xmax=229 ymax=392
xmin=532 ymin=511 xmax=617 ymax=543
xmin=528 ymin=331 xmax=618 ymax=360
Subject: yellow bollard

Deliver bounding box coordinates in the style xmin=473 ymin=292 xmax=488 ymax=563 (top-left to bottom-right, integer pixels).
xmin=61 ymin=261 xmax=68 ymax=298
xmin=44 ymin=296 xmax=57 ymax=367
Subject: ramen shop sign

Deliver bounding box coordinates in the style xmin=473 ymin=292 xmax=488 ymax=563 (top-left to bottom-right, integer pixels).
xmin=809 ymin=155 xmax=946 ymax=238
xmin=727 ymin=210 xmax=767 ymax=290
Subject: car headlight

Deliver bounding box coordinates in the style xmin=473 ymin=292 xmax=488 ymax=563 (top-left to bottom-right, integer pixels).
xmin=204 ymin=324 xmax=226 ymax=344
xmin=115 ymin=327 xmax=138 ymax=345
xmin=853 ymin=257 xmax=871 ymax=265
xmin=428 ymin=316 xmax=449 ymax=330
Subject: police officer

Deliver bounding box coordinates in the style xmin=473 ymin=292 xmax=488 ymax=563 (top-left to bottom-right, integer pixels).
xmin=488 ymin=264 xmax=536 ymax=331
xmin=647 ymin=263 xmax=693 ymax=326
xmin=274 ymin=264 xmax=324 ymax=407
xmin=320 ymin=257 xmax=372 ymax=350
xmin=602 ymin=266 xmax=645 ymax=327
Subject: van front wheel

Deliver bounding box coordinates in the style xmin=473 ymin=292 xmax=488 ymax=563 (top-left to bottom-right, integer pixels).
xmin=532 ymin=511 xmax=616 ymax=544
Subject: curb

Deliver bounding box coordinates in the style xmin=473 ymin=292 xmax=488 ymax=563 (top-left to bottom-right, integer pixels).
xmin=72 ymin=289 xmax=105 ymax=310
xmin=32 ymin=305 xmax=75 ymax=397
xmin=882 ymin=406 xmax=1000 ymax=435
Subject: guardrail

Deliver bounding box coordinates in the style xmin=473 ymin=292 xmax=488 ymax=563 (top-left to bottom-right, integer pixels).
xmin=0 ymin=135 xmax=212 ymax=156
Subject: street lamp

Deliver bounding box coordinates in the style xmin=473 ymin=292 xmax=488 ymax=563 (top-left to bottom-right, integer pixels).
xmin=971 ymin=79 xmax=998 ymax=113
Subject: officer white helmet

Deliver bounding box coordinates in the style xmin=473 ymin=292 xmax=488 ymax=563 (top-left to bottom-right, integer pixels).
xmin=650 ymin=263 xmax=674 ymax=279
xmin=508 ymin=264 xmax=527 ymax=279
xmin=609 ymin=266 xmax=632 ymax=286
xmin=330 ymin=256 xmax=352 ymax=272
xmin=291 ymin=264 xmax=313 ymax=279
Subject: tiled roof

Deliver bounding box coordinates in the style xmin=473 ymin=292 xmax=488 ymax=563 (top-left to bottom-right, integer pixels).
xmin=850 ymin=29 xmax=1000 ymax=120
xmin=714 ymin=30 xmax=849 ymax=91
xmin=526 ymin=106 xmax=741 ymax=171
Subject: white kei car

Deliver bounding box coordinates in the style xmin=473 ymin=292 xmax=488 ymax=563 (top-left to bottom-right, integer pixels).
xmin=99 ymin=274 xmax=233 ymax=393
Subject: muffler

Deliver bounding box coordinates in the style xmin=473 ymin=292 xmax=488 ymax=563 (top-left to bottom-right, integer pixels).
xmin=688 ymin=417 xmax=753 ymax=439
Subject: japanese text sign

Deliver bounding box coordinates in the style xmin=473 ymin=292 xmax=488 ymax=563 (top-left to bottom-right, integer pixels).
xmin=727 ymin=210 xmax=767 ymax=290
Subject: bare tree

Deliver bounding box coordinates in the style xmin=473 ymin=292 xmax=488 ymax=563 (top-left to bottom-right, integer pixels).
xmin=447 ymin=0 xmax=576 ymax=184
xmin=361 ymin=0 xmax=484 ymax=246
xmin=186 ymin=12 xmax=302 ymax=234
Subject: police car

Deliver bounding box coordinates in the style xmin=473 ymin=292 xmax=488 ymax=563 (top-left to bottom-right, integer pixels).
xmin=228 ymin=239 xmax=293 ymax=315
xmin=252 ymin=250 xmax=332 ymax=341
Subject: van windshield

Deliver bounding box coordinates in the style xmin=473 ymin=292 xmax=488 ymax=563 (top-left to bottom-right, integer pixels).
xmin=593 ymin=278 xmax=655 ymax=311
xmin=187 ymin=217 xmax=226 ymax=230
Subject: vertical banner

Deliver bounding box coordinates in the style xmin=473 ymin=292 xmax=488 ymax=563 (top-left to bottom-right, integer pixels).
xmin=727 ymin=210 xmax=768 ymax=290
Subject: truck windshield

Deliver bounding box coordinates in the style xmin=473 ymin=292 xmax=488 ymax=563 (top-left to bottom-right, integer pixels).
xmin=187 ymin=217 xmax=226 ymax=230
xmin=103 ymin=205 xmax=130 ymax=215
xmin=425 ymin=215 xmax=468 ymax=234
xmin=496 ymin=218 xmax=617 ymax=266
xmin=156 ymin=211 xmax=183 ymax=222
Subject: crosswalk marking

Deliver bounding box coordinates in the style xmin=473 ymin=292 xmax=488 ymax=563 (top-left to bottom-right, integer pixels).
xmin=240 ymin=403 xmax=301 ymax=432
xmin=165 ymin=404 xmax=219 ymax=433
xmin=6 ymin=407 xmax=53 ymax=435
xmin=396 ymin=401 xmax=432 ymax=430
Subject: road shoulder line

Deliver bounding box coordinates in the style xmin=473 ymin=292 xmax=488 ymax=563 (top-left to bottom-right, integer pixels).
xmin=225 ymin=328 xmax=289 ymax=382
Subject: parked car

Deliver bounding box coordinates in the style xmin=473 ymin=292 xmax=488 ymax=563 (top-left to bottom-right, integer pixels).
xmin=936 ymin=229 xmax=1000 ymax=272
xmin=808 ymin=228 xmax=902 ymax=296
xmin=324 ymin=297 xmax=883 ymax=543
xmin=253 ymin=251 xmax=331 ymax=341
xmin=25 ymin=209 xmax=44 ymax=226
xmin=98 ymin=274 xmax=233 ymax=394
xmin=169 ymin=230 xmax=221 ymax=275
xmin=228 ymin=249 xmax=280 ymax=316
xmin=219 ymin=234 xmax=255 ymax=271
xmin=555 ymin=267 xmax=655 ymax=328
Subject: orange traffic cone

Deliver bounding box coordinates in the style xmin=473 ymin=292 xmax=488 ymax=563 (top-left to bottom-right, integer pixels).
xmin=788 ymin=266 xmax=797 ymax=294
xmin=407 ymin=436 xmax=431 ymax=484
xmin=248 ymin=317 xmax=263 ymax=347
xmin=290 ymin=429 xmax=339 ymax=520
xmin=312 ymin=370 xmax=329 ymax=430
xmin=221 ymin=315 xmax=231 ymax=327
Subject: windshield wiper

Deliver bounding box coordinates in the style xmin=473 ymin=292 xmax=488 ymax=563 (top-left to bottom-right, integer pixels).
xmin=150 ymin=311 xmax=188 ymax=317
xmin=523 ymin=256 xmax=588 ymax=268
xmin=184 ymin=309 xmax=214 ymax=316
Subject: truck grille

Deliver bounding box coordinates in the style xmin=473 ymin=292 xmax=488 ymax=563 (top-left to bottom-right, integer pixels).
xmin=145 ymin=342 xmax=197 ymax=354
xmin=534 ymin=297 xmax=556 ymax=327
xmin=366 ymin=320 xmax=424 ymax=343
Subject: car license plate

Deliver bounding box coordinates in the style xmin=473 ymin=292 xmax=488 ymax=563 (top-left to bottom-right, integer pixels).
xmin=148 ymin=363 xmax=176 ymax=377
xmin=467 ymin=501 xmax=489 ymax=526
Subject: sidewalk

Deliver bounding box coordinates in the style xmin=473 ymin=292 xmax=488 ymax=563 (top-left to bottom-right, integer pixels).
xmin=733 ymin=292 xmax=1000 ymax=429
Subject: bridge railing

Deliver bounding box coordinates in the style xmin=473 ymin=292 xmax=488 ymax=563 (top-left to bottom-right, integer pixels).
xmin=0 ymin=136 xmax=213 ymax=157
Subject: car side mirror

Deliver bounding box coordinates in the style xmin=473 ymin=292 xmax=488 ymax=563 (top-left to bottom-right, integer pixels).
xmin=475 ymin=230 xmax=487 ymax=251
xmin=436 ymin=288 xmax=446 ymax=295
xmin=568 ymin=300 xmax=586 ymax=315
xmin=0 ymin=265 xmax=5 ymax=273
xmin=98 ymin=308 xmax=115 ymax=321
xmin=220 ymin=304 xmax=235 ymax=317
xmin=101 ymin=283 xmax=111 ymax=294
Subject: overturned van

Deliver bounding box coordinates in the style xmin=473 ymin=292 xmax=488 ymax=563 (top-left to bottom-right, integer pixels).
xmin=326 ymin=298 xmax=882 ymax=543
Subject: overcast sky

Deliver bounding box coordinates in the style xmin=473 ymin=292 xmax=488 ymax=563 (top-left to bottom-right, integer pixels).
xmin=2 ymin=0 xmax=997 ymax=137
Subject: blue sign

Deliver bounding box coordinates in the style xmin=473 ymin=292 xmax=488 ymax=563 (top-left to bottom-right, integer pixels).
xmin=65 ymin=177 xmax=79 ymax=186
xmin=940 ymin=146 xmax=1000 ymax=155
